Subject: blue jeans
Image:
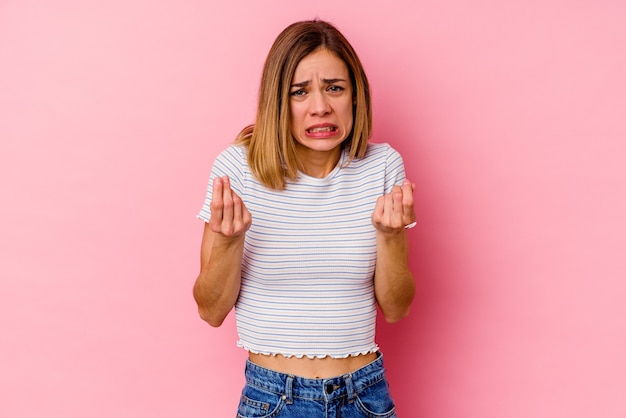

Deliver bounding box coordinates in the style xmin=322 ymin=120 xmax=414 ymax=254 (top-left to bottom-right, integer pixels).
xmin=236 ymin=353 xmax=397 ymax=418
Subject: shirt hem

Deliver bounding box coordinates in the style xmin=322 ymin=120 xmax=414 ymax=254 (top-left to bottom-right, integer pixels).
xmin=238 ymin=341 xmax=380 ymax=359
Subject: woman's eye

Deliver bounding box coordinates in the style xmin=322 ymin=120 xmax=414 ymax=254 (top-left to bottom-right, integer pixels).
xmin=328 ymin=86 xmax=344 ymax=93
xmin=290 ymin=89 xmax=306 ymax=97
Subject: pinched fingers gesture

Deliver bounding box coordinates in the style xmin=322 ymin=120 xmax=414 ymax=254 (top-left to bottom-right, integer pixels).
xmin=371 ymin=180 xmax=416 ymax=234
xmin=209 ymin=176 xmax=252 ymax=237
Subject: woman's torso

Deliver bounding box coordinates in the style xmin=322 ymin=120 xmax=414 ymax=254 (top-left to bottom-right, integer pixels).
xmin=248 ymin=352 xmax=379 ymax=378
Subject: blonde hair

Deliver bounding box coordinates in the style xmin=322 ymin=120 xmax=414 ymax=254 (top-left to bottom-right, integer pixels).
xmin=235 ymin=20 xmax=372 ymax=190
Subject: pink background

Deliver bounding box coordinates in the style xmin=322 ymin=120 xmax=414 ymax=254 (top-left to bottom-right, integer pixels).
xmin=2 ymin=0 xmax=625 ymax=417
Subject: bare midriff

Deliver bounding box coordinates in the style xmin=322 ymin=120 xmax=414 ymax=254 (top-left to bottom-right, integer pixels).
xmin=248 ymin=351 xmax=378 ymax=379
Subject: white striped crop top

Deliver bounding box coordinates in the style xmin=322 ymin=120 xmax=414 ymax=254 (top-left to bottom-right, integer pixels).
xmin=197 ymin=142 xmax=406 ymax=358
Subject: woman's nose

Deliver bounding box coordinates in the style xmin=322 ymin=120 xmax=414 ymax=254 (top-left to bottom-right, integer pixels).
xmin=309 ymin=92 xmax=331 ymax=116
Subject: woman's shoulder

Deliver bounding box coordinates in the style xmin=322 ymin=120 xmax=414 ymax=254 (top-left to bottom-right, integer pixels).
xmin=362 ymin=142 xmax=401 ymax=161
xmin=210 ymin=144 xmax=251 ymax=182
xmin=343 ymin=142 xmax=402 ymax=174
xmin=214 ymin=143 xmax=248 ymax=165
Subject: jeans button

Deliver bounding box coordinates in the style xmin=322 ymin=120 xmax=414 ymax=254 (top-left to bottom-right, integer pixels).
xmin=325 ymin=383 xmax=334 ymax=394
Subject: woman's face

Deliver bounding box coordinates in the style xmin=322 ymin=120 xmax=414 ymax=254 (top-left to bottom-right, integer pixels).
xmin=289 ymin=48 xmax=353 ymax=159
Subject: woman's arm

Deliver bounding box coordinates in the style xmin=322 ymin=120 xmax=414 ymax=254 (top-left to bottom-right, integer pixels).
xmin=371 ymin=180 xmax=416 ymax=323
xmin=193 ymin=176 xmax=251 ymax=327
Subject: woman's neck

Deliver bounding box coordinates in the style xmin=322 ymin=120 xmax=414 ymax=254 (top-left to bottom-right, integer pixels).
xmin=295 ymin=147 xmax=342 ymax=178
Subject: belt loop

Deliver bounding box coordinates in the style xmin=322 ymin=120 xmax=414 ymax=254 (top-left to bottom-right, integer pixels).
xmin=284 ymin=375 xmax=294 ymax=404
xmin=343 ymin=374 xmax=357 ymax=404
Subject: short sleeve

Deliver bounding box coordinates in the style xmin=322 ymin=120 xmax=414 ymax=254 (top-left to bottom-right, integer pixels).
xmin=383 ymin=145 xmax=407 ymax=194
xmin=196 ymin=145 xmax=247 ymax=223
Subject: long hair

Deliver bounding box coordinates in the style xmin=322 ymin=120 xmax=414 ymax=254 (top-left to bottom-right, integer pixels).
xmin=235 ymin=20 xmax=372 ymax=190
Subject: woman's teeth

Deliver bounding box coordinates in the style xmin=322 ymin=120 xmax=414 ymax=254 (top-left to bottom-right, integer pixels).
xmin=308 ymin=126 xmax=335 ymax=133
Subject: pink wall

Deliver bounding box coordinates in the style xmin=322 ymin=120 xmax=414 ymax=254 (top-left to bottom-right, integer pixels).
xmin=2 ymin=1 xmax=625 ymax=417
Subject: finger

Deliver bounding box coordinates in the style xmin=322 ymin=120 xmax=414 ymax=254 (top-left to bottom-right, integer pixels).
xmin=401 ymin=180 xmax=414 ymax=203
xmin=371 ymin=195 xmax=384 ymax=226
xmin=232 ymin=192 xmax=246 ymax=231
xmin=220 ymin=177 xmax=235 ymax=233
xmin=383 ymin=190 xmax=395 ymax=221
xmin=226 ymin=182 xmax=252 ymax=228
xmin=210 ymin=176 xmax=224 ymax=221
xmin=241 ymin=203 xmax=252 ymax=230
xmin=391 ymin=186 xmax=404 ymax=227
xmin=401 ymin=180 xmax=416 ymax=224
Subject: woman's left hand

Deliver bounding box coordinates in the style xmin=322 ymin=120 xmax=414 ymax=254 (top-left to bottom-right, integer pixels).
xmin=371 ymin=180 xmax=416 ymax=234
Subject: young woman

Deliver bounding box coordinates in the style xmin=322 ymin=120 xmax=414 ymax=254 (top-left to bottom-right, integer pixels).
xmin=194 ymin=19 xmax=416 ymax=417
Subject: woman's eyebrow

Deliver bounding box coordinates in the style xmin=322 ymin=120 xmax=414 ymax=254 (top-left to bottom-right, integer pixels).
xmin=290 ymin=80 xmax=310 ymax=88
xmin=322 ymin=78 xmax=347 ymax=84
xmin=290 ymin=78 xmax=347 ymax=88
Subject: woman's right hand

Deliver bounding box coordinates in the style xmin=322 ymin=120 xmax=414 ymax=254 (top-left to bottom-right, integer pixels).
xmin=208 ymin=176 xmax=252 ymax=238
xmin=195 ymin=175 xmax=249 ymax=327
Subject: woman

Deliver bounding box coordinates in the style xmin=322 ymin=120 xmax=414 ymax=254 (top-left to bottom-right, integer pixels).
xmin=194 ymin=19 xmax=416 ymax=417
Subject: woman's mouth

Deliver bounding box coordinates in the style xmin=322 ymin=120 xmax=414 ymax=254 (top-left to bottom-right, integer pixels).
xmin=307 ymin=126 xmax=336 ymax=133
xmin=306 ymin=124 xmax=338 ymax=137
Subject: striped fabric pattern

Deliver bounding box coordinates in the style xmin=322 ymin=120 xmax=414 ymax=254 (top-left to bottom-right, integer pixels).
xmin=198 ymin=142 xmax=406 ymax=358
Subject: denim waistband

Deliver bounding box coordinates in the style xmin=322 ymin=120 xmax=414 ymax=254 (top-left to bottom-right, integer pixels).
xmin=243 ymin=353 xmax=387 ymax=403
